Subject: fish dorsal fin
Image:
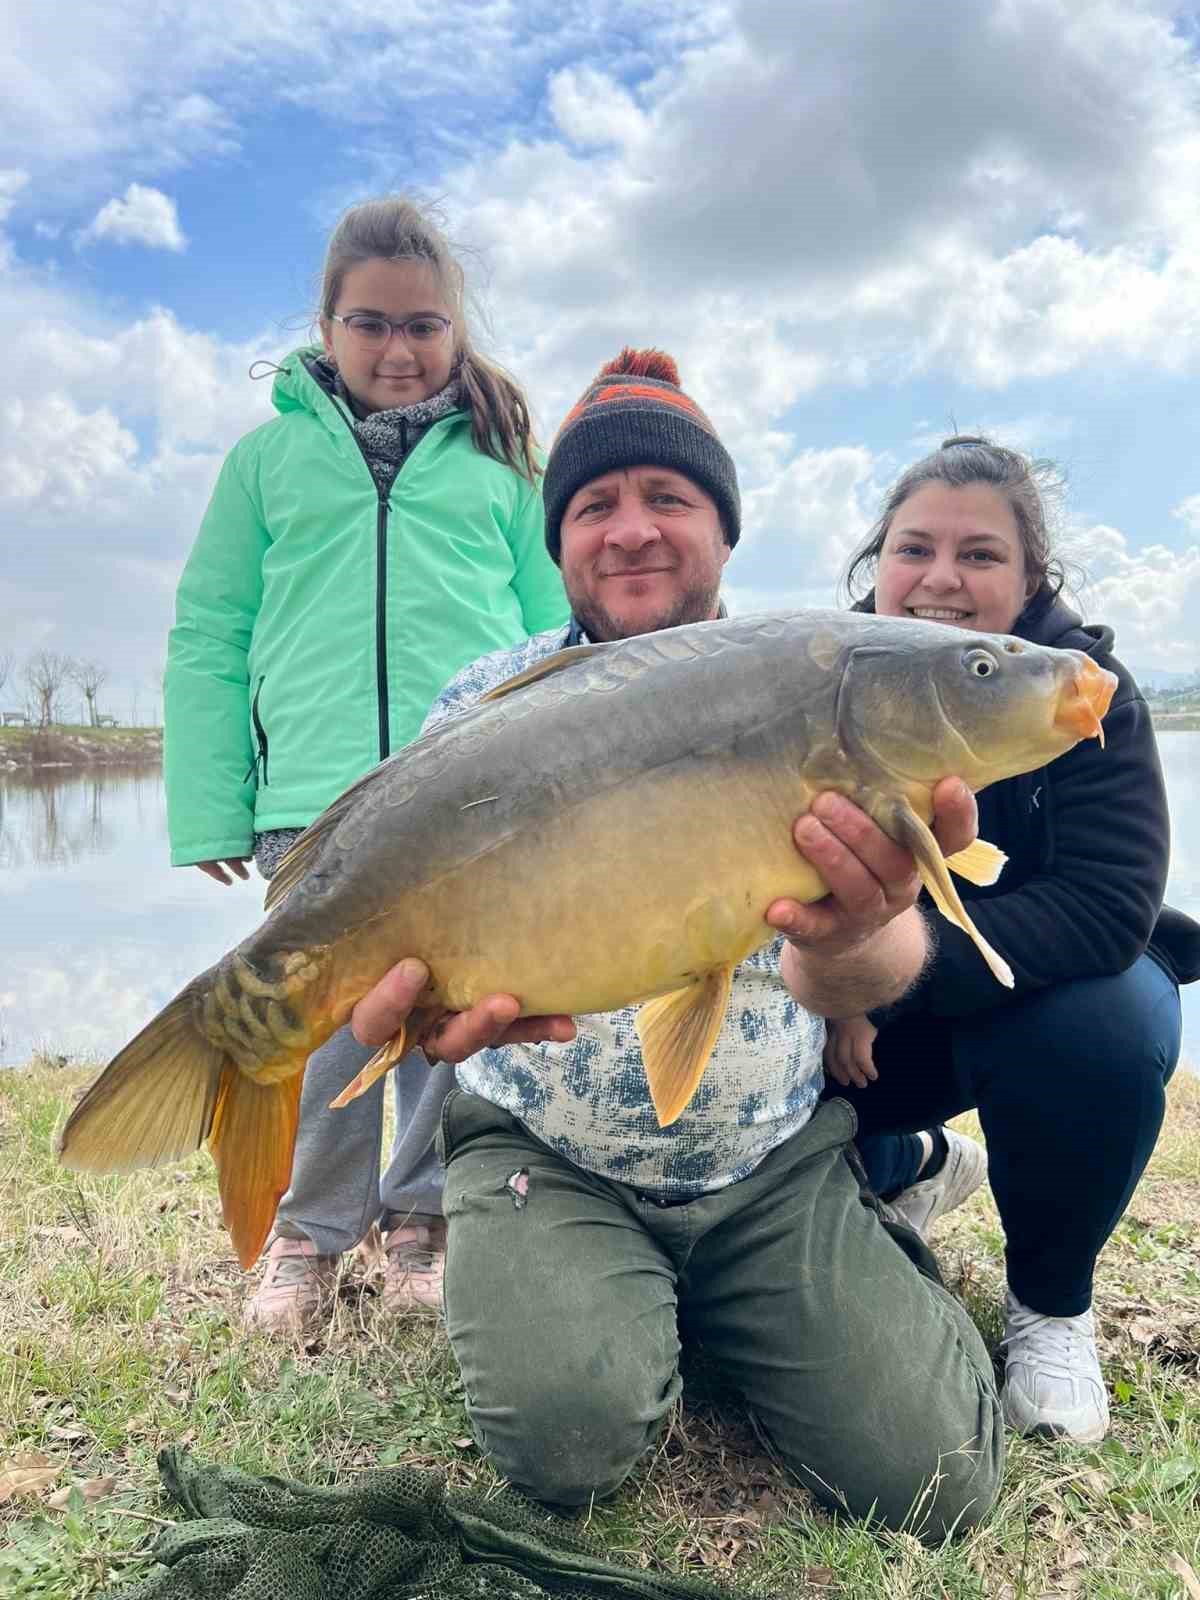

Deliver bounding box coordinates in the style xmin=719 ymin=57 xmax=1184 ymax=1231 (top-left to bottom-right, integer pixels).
xmin=263 ymin=829 xmax=324 ymax=912
xmin=944 ymin=837 xmax=1007 ymax=886
xmin=890 ymin=801 xmax=1014 ymax=987
xmin=480 ymin=642 xmax=608 ymax=703
xmin=263 ymin=754 xmax=404 ymax=912
xmin=635 ymin=963 xmax=734 ymax=1127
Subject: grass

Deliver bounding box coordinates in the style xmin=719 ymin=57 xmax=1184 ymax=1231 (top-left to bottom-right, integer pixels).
xmin=2 ymin=1061 xmax=1199 ymax=1598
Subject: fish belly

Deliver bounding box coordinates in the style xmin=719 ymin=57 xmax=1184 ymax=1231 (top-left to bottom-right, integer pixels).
xmin=361 ymin=757 xmax=830 ymax=1019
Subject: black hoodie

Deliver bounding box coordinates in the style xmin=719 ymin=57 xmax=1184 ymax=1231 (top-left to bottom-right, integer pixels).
xmin=854 ymin=587 xmax=1200 ymax=1019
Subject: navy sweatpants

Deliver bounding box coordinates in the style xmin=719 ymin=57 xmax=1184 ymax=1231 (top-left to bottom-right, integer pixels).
xmin=837 ymin=954 xmax=1182 ymax=1317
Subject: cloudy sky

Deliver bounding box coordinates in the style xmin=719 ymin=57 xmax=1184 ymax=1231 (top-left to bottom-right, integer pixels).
xmin=4 ymin=0 xmax=1200 ymax=724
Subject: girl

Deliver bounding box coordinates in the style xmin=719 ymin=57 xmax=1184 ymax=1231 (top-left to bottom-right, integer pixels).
xmin=828 ymin=436 xmax=1200 ymax=1443
xmin=164 ymin=196 xmax=568 ymax=1333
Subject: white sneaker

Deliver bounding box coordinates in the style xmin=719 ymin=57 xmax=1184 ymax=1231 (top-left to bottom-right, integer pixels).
xmin=889 ymin=1129 xmax=988 ymax=1239
xmin=1000 ymin=1289 xmax=1110 ymax=1443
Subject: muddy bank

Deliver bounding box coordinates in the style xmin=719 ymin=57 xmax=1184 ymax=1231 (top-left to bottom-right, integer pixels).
xmin=0 ymin=726 xmax=162 ymax=769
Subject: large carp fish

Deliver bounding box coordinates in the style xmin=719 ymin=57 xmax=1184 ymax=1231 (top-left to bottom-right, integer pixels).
xmin=59 ymin=610 xmax=1115 ymax=1267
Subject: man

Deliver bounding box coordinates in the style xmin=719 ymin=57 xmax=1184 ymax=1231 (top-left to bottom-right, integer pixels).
xmin=349 ymin=349 xmax=1003 ymax=1539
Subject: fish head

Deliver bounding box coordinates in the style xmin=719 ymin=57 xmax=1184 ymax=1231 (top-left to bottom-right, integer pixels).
xmin=836 ymin=627 xmax=1118 ymax=792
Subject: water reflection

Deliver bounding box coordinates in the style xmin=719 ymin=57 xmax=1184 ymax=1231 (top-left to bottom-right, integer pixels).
xmin=0 ymin=763 xmax=161 ymax=870
xmin=1 ymin=740 xmax=1198 ymax=1067
xmin=0 ymin=763 xmax=261 ymax=1066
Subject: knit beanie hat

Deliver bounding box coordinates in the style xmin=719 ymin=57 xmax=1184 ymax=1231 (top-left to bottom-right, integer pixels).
xmin=542 ymin=348 xmax=741 ymax=563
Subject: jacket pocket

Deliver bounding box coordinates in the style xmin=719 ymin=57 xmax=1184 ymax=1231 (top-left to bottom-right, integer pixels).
xmin=246 ymin=675 xmax=269 ymax=786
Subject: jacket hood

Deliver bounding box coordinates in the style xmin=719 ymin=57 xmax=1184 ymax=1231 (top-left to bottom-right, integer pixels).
xmin=852 ymin=583 xmax=1116 ymax=660
xmin=266 ymin=347 xmax=347 ymax=432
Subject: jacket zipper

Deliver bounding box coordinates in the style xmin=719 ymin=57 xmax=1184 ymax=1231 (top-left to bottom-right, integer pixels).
xmin=330 ymin=400 xmax=408 ymax=764
xmin=247 ymin=675 xmax=269 ymax=785
xmin=373 ymin=486 xmax=391 ymax=760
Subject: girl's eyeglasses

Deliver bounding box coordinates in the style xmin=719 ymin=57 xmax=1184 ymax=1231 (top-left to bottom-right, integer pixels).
xmin=330 ymin=313 xmax=452 ymax=348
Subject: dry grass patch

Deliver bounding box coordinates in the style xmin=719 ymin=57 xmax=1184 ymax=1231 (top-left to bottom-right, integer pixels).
xmin=1 ymin=1060 xmax=1198 ymax=1598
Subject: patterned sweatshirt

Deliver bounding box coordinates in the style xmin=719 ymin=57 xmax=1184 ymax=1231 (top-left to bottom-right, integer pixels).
xmin=421 ymin=624 xmax=827 ymax=1198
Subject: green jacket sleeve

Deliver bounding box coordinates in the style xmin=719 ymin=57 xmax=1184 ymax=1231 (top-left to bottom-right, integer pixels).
xmin=506 ymin=473 xmax=570 ymax=633
xmin=163 ymin=445 xmax=270 ymax=867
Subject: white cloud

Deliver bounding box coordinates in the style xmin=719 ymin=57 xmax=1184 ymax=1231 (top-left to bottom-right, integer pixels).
xmin=2 ymin=0 xmax=1200 ymax=695
xmin=0 ymin=169 xmax=29 ymax=220
xmin=1071 ymin=524 xmax=1200 ymax=673
xmin=1173 ymin=494 xmax=1200 ymax=535
xmin=81 ymin=183 xmax=187 ymax=251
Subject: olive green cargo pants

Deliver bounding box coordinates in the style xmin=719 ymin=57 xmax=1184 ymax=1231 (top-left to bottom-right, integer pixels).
xmin=439 ymin=1091 xmax=1003 ymax=1542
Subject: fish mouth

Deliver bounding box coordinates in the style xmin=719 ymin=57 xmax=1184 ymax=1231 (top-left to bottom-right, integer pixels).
xmin=1054 ymin=655 xmax=1118 ymax=747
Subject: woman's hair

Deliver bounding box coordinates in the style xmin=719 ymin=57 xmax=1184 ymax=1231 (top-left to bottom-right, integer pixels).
xmin=842 ymin=434 xmax=1067 ymax=604
xmin=319 ymin=196 xmax=538 ymax=481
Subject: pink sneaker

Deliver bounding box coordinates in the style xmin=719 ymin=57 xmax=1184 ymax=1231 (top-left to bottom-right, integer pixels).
xmin=381 ymin=1215 xmax=446 ymax=1314
xmin=243 ymin=1236 xmax=340 ymax=1335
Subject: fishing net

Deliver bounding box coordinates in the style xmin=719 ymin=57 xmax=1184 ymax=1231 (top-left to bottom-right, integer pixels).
xmin=111 ymin=1446 xmax=756 ymax=1600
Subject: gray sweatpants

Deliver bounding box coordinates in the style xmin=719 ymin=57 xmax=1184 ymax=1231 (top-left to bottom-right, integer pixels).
xmin=274 ymin=1026 xmax=456 ymax=1256
xmin=254 ymin=833 xmax=454 ymax=1257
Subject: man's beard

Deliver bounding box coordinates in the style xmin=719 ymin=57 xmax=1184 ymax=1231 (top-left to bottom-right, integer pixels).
xmin=568 ymin=579 xmax=722 ymax=643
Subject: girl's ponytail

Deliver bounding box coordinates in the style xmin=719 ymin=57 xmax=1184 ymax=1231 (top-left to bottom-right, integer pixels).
xmin=457 ymin=349 xmax=539 ymax=482
xmin=320 ymin=196 xmax=539 ymax=482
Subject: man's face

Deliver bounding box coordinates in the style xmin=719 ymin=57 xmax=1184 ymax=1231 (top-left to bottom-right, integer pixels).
xmin=559 ymin=467 xmax=731 ymax=642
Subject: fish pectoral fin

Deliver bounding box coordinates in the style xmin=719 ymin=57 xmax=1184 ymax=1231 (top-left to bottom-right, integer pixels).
xmin=943 ymin=837 xmax=1007 ymax=886
xmin=635 ymin=965 xmax=734 ymax=1128
xmin=328 ymin=1018 xmax=422 ymax=1109
xmin=480 ymin=642 xmax=609 ymax=703
xmin=208 ymin=1065 xmax=303 ymax=1270
xmin=57 ymin=989 xmax=224 ymax=1173
xmin=891 ymin=801 xmax=1015 ymax=989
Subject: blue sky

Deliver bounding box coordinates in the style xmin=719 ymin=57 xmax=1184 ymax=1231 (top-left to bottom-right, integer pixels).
xmin=3 ymin=0 xmax=1200 ymax=724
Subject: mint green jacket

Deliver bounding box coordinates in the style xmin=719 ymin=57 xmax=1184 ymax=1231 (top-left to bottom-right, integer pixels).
xmin=164 ymin=350 xmax=568 ymax=866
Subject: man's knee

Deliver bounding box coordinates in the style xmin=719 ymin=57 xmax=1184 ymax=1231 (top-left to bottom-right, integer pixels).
xmin=787 ymin=1415 xmax=1004 ymax=1544
xmin=472 ymin=1376 xmax=661 ymax=1505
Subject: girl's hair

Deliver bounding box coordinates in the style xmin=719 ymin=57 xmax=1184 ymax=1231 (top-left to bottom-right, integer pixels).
xmin=319 ymin=196 xmax=539 ymax=481
xmin=842 ymin=434 xmax=1067 ymax=604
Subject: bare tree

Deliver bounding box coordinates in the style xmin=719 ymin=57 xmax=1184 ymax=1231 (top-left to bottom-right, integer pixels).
xmin=23 ymin=650 xmax=73 ymax=727
xmin=69 ymin=659 xmax=109 ymax=728
xmin=0 ymin=649 xmax=12 ymax=699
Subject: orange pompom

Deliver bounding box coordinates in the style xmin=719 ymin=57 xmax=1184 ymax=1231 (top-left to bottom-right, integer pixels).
xmin=596 ymin=346 xmax=680 ymax=385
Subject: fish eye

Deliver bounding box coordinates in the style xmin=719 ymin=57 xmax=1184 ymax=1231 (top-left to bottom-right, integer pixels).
xmin=963 ymin=648 xmax=997 ymax=678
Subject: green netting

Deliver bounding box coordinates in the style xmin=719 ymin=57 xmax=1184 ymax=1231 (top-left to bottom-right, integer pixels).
xmin=109 ymin=1447 xmax=758 ymax=1600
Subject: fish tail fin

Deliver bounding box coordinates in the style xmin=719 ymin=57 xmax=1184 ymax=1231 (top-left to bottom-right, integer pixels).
xmin=57 ymin=986 xmax=226 ymax=1176
xmin=209 ymin=1065 xmax=304 ymax=1270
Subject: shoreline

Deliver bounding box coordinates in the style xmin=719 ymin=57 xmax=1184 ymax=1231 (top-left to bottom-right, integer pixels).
xmin=0 ymin=725 xmax=163 ymax=770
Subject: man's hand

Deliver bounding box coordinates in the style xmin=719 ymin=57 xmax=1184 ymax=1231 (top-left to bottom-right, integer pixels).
xmin=768 ymin=778 xmax=977 ymax=1017
xmin=350 ymin=958 xmax=576 ymax=1065
xmin=764 ymin=778 xmax=977 ymax=955
xmin=823 ymin=1014 xmax=878 ymax=1089
xmin=195 ymin=857 xmax=252 ymax=886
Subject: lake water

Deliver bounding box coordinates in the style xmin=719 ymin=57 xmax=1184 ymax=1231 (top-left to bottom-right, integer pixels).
xmin=1 ymin=737 xmax=1198 ymax=1068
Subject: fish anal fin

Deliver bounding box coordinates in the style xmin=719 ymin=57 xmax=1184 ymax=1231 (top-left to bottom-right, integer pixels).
xmin=944 ymin=837 xmax=1007 ymax=887
xmin=635 ymin=964 xmax=734 ymax=1128
xmin=57 ymin=989 xmax=224 ymax=1173
xmin=891 ymin=802 xmax=1015 ymax=989
xmin=481 ymin=643 xmax=607 ymax=703
xmin=327 ymin=1014 xmax=430 ymax=1109
xmin=209 ymin=1066 xmax=303 ymax=1269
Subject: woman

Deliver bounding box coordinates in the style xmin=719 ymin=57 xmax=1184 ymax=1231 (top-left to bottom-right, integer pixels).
xmin=829 ymin=436 xmax=1200 ymax=1443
